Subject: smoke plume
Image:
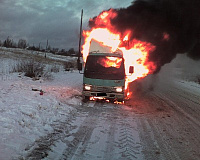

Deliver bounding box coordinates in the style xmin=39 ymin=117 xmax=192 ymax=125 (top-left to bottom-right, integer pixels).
xmin=89 ymin=0 xmax=200 ymax=73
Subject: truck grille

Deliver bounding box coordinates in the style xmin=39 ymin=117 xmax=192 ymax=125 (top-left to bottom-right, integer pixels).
xmin=96 ymin=86 xmax=112 ymax=92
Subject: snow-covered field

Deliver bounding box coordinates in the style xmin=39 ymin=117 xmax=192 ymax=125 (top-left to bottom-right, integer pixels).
xmin=0 ymin=48 xmax=82 ymax=159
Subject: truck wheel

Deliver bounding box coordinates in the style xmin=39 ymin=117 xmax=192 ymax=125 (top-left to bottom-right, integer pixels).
xmin=117 ymin=99 xmax=124 ymax=103
xmin=83 ymin=96 xmax=90 ymax=102
xmin=108 ymin=99 xmax=115 ymax=103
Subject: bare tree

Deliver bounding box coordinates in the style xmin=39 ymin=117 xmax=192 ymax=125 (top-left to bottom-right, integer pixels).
xmin=3 ymin=36 xmax=12 ymax=47
xmin=18 ymin=39 xmax=27 ymax=49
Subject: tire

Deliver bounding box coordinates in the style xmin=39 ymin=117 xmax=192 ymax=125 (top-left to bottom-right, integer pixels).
xmin=117 ymin=99 xmax=124 ymax=103
xmin=82 ymin=96 xmax=90 ymax=102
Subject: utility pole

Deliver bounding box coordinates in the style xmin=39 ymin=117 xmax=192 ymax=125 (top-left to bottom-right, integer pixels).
xmin=77 ymin=9 xmax=83 ymax=71
xmin=45 ymin=39 xmax=48 ymax=58
xmin=39 ymin=42 xmax=41 ymax=50
xmin=46 ymin=39 xmax=48 ymax=51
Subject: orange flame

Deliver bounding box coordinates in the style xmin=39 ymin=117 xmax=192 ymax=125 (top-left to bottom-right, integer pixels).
xmin=97 ymin=57 xmax=122 ymax=68
xmin=82 ymin=9 xmax=157 ymax=97
xmin=82 ymin=28 xmax=120 ymax=62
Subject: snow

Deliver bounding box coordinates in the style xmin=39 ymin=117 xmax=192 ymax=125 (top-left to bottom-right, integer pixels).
xmin=0 ymin=47 xmax=77 ymax=63
xmin=0 ymin=72 xmax=82 ymax=159
xmin=0 ymin=48 xmax=82 ymax=159
xmin=0 ymin=48 xmax=200 ymax=159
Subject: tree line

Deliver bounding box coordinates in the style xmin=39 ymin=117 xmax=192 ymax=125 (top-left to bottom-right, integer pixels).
xmin=0 ymin=37 xmax=78 ymax=57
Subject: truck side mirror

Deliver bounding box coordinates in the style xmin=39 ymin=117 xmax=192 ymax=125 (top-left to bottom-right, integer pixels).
xmin=129 ymin=66 xmax=134 ymax=74
xmin=78 ymin=62 xmax=82 ymax=71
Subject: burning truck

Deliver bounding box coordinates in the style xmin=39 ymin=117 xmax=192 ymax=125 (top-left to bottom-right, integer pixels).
xmin=82 ymin=50 xmax=133 ymax=102
xmin=77 ymin=9 xmax=157 ymax=102
xmin=80 ymin=39 xmax=134 ymax=102
xmin=76 ymin=10 xmax=156 ymax=103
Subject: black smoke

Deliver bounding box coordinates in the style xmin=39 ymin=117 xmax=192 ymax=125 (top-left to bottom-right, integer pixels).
xmin=89 ymin=0 xmax=200 ymax=73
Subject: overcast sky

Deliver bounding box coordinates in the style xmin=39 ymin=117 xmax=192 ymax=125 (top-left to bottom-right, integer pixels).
xmin=0 ymin=0 xmax=133 ymax=50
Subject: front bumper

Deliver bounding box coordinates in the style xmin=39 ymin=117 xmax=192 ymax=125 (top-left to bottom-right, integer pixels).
xmin=82 ymin=90 xmax=124 ymax=100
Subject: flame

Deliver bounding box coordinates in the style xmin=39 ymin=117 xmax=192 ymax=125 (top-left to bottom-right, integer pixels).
xmin=82 ymin=9 xmax=157 ymax=97
xmin=123 ymin=35 xmax=129 ymax=41
xmin=91 ymin=9 xmax=117 ymax=28
xmin=97 ymin=56 xmax=122 ymax=68
xmin=123 ymin=31 xmax=131 ymax=42
xmin=90 ymin=96 xmax=124 ymax=104
xmin=82 ymin=28 xmax=120 ymax=62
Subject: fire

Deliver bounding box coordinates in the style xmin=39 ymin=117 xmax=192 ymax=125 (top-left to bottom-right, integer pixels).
xmin=82 ymin=9 xmax=156 ymax=97
xmin=82 ymin=28 xmax=120 ymax=62
xmin=97 ymin=56 xmax=122 ymax=68
xmin=90 ymin=9 xmax=117 ymax=28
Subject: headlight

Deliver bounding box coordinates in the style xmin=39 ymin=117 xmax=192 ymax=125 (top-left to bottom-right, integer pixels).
xmin=84 ymin=84 xmax=91 ymax=90
xmin=115 ymin=86 xmax=123 ymax=92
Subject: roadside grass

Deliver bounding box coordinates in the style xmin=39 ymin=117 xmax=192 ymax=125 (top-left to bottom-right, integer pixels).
xmin=11 ymin=59 xmax=76 ymax=80
xmin=0 ymin=48 xmax=77 ymax=80
xmin=63 ymin=61 xmax=76 ymax=71
xmin=12 ymin=59 xmax=48 ymax=80
xmin=48 ymin=64 xmax=60 ymax=73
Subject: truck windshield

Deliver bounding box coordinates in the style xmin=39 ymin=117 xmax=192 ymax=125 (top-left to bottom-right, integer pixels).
xmin=84 ymin=55 xmax=125 ymax=80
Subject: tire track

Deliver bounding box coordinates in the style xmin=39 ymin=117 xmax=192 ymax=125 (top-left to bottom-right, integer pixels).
xmin=21 ymin=108 xmax=78 ymax=160
xmin=137 ymin=91 xmax=200 ymax=160
xmin=60 ymin=105 xmax=99 ymax=160
xmin=138 ymin=118 xmax=165 ymax=160
xmin=154 ymin=92 xmax=200 ymax=128
xmin=103 ymin=111 xmax=117 ymax=160
xmin=103 ymin=107 xmax=143 ymax=160
xmin=117 ymin=113 xmax=143 ymax=160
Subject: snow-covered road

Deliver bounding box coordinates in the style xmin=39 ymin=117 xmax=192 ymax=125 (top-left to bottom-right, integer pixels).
xmin=126 ymin=77 xmax=200 ymax=160
xmin=18 ymin=75 xmax=200 ymax=160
